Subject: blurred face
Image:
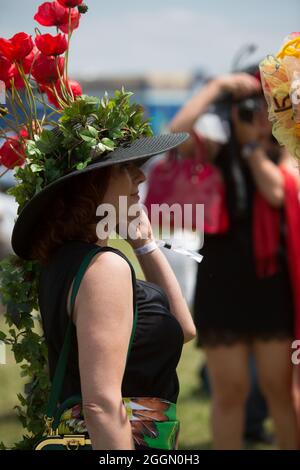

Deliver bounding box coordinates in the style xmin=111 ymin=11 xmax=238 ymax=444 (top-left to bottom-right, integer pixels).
xmin=231 ymin=97 xmax=272 ymax=146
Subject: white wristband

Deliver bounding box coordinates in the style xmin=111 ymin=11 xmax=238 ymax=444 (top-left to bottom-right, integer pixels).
xmin=134 ymin=240 xmax=158 ymax=256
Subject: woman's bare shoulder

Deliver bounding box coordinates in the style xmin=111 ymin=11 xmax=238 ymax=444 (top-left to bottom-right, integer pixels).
xmin=90 ymin=248 xmax=131 ymax=270
xmin=69 ymin=249 xmax=133 ymax=323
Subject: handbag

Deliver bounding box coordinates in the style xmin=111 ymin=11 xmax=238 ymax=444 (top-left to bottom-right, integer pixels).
xmin=144 ymin=131 xmax=229 ymax=234
xmin=35 ymin=246 xmax=179 ymax=450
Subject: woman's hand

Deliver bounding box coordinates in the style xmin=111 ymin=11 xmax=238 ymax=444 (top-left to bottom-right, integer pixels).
xmin=117 ymin=206 xmax=155 ymax=250
xmin=216 ymin=72 xmax=261 ymax=100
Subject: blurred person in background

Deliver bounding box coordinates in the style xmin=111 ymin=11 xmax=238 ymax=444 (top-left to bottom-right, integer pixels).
xmin=169 ymin=67 xmax=300 ymax=450
xmin=196 ymin=112 xmax=272 ymax=446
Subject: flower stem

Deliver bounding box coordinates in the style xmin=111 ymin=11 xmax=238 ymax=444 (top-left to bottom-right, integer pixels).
xmin=0 ymin=114 xmax=23 ymax=135
xmin=0 ymin=167 xmax=10 ymax=178
xmin=64 ymin=9 xmax=74 ymax=102
xmin=8 ymin=80 xmax=30 ymax=126
xmin=55 ymin=60 xmax=69 ymax=102
xmin=37 ymin=91 xmax=57 ymax=128
xmin=15 ymin=63 xmax=35 ymax=137
xmin=34 ymin=95 xmax=63 ymax=116
xmin=6 ymin=89 xmax=21 ymax=130
xmin=50 ymin=80 xmax=68 ymax=108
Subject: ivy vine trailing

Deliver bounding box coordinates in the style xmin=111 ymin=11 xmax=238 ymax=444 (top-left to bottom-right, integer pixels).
xmin=0 ymin=257 xmax=46 ymax=450
xmin=0 ymin=89 xmax=152 ymax=449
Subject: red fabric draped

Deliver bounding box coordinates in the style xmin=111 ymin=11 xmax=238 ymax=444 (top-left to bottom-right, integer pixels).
xmin=253 ymin=166 xmax=300 ymax=341
xmin=252 ymin=167 xmax=300 ymax=433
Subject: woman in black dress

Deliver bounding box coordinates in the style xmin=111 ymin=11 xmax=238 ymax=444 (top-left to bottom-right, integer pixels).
xmin=11 ymin=132 xmax=196 ymax=450
xmin=170 ymin=70 xmax=300 ymax=449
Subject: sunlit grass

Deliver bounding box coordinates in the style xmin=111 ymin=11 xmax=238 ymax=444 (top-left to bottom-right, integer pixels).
xmin=0 ymin=315 xmax=26 ymax=447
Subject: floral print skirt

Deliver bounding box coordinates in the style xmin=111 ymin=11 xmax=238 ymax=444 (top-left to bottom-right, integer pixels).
xmin=56 ymin=396 xmax=179 ymax=450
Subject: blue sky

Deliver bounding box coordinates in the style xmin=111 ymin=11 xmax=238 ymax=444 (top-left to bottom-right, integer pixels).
xmin=0 ymin=0 xmax=299 ymax=79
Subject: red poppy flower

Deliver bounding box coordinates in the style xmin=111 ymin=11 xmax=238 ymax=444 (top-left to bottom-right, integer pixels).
xmin=57 ymin=0 xmax=83 ymax=7
xmin=0 ymin=32 xmax=34 ymax=62
xmin=46 ymin=78 xmax=82 ymax=107
xmin=34 ymin=1 xmax=68 ymax=27
xmin=31 ymin=53 xmax=65 ymax=84
xmin=0 ymin=54 xmax=14 ymax=82
xmin=34 ymin=1 xmax=80 ymax=33
xmin=0 ymin=136 xmax=26 ymax=169
xmin=35 ymin=33 xmax=68 ymax=56
xmin=58 ymin=8 xmax=80 ymax=34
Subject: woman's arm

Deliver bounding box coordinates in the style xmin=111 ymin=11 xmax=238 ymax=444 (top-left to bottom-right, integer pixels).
xmin=169 ymin=78 xmax=222 ymax=133
xmin=245 ymin=147 xmax=300 ymax=207
xmin=169 ymin=78 xmax=222 ymax=156
xmin=246 ymin=147 xmax=285 ymax=207
xmin=232 ymin=108 xmax=300 ymax=208
xmin=72 ymin=251 xmax=135 ymax=450
xmin=169 ymin=73 xmax=261 ymax=156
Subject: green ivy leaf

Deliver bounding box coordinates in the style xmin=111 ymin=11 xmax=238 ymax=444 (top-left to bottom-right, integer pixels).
xmin=35 ymin=129 xmax=60 ymax=154
xmin=76 ymin=161 xmax=89 ymax=170
xmin=30 ymin=164 xmax=43 ymax=173
xmin=101 ymin=138 xmax=115 ymax=150
xmin=25 ymin=140 xmax=42 ymax=158
xmin=0 ymin=331 xmax=6 ymax=341
xmin=87 ymin=125 xmax=99 ymax=138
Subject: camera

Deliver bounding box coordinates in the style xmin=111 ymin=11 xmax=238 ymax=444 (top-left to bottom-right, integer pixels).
xmin=213 ymin=92 xmax=264 ymax=124
xmin=237 ymin=95 xmax=264 ymax=123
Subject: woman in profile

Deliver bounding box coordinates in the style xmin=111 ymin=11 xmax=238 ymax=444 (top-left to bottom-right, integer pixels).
xmin=12 ymin=132 xmax=196 ymax=450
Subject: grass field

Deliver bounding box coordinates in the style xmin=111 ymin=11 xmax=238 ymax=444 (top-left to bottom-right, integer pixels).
xmin=0 ymin=239 xmax=275 ymax=449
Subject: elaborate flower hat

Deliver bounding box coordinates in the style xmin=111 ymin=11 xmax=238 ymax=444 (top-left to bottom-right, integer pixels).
xmin=259 ymin=32 xmax=300 ymax=160
xmin=0 ymin=0 xmax=187 ymax=259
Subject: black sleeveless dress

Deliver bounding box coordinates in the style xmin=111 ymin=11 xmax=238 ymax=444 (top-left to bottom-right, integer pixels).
xmin=38 ymin=240 xmax=184 ymax=404
xmin=193 ymin=133 xmax=294 ymax=347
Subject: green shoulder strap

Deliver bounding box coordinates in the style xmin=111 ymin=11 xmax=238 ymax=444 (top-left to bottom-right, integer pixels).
xmin=45 ymin=246 xmax=138 ymax=423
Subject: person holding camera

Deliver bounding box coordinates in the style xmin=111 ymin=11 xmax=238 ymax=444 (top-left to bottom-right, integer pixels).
xmin=169 ymin=69 xmax=300 ymax=449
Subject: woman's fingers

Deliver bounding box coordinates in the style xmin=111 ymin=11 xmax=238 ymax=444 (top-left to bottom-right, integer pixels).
xmin=220 ymin=73 xmax=261 ymax=99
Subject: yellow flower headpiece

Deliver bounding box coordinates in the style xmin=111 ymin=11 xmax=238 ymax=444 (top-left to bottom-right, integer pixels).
xmin=259 ymin=32 xmax=300 ymax=159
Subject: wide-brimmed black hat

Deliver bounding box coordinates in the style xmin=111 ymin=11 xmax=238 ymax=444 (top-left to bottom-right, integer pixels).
xmin=11 ymin=132 xmax=188 ymax=260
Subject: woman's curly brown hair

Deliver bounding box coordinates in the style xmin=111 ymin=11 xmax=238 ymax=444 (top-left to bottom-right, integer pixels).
xmin=30 ymin=166 xmax=113 ymax=265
